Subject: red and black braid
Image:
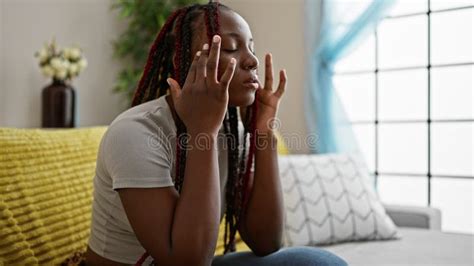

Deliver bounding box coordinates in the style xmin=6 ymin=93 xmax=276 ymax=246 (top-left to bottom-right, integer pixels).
xmin=174 ymin=3 xmax=207 ymax=195
xmin=131 ymin=9 xmax=182 ymax=107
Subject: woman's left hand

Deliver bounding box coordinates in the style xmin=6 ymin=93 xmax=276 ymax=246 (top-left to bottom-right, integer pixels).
xmin=254 ymin=53 xmax=287 ymax=133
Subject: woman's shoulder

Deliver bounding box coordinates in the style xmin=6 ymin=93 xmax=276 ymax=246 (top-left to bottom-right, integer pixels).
xmin=100 ymin=96 xmax=176 ymax=153
xmin=109 ymin=96 xmax=175 ymax=134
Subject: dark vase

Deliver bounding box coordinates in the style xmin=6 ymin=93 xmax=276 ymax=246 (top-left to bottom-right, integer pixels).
xmin=41 ymin=78 xmax=76 ymax=128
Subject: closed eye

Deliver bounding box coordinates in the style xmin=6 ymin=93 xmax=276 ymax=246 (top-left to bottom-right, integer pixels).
xmin=223 ymin=49 xmax=238 ymax=53
xmin=222 ymin=48 xmax=255 ymax=55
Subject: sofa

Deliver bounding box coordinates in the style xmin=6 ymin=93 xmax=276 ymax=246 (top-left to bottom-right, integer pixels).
xmin=0 ymin=126 xmax=472 ymax=265
xmin=322 ymin=204 xmax=474 ymax=265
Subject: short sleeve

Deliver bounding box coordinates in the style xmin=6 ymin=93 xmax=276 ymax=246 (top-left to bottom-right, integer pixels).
xmin=103 ymin=115 xmax=175 ymax=190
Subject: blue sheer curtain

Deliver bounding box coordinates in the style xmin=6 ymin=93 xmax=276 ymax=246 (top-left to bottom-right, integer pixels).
xmin=304 ymin=0 xmax=395 ymax=153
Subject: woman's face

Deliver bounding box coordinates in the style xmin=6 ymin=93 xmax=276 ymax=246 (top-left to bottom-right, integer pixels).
xmin=191 ymin=9 xmax=259 ymax=107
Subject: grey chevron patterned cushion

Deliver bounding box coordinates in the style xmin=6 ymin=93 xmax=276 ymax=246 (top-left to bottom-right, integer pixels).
xmin=280 ymin=153 xmax=400 ymax=246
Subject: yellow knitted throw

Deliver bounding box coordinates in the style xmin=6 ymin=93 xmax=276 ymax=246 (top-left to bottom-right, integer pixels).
xmin=0 ymin=127 xmax=107 ymax=265
xmin=0 ymin=127 xmax=289 ymax=264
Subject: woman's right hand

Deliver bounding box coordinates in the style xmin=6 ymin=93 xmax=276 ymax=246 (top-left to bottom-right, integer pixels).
xmin=167 ymin=35 xmax=236 ymax=135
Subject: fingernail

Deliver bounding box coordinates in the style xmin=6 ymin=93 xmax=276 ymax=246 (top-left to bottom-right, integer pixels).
xmin=166 ymin=78 xmax=171 ymax=86
xmin=213 ymin=35 xmax=220 ymax=43
xmin=196 ymin=51 xmax=201 ymax=56
xmin=203 ymin=43 xmax=209 ymax=50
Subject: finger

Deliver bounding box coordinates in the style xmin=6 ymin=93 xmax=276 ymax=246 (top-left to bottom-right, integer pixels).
xmin=196 ymin=43 xmax=209 ymax=78
xmin=185 ymin=50 xmax=201 ymax=84
xmin=167 ymin=78 xmax=181 ymax=103
xmin=207 ymin=35 xmax=221 ymax=84
xmin=219 ymin=58 xmax=236 ymax=91
xmin=274 ymin=69 xmax=287 ymax=98
xmin=257 ymin=79 xmax=264 ymax=90
xmin=264 ymin=53 xmax=274 ymax=91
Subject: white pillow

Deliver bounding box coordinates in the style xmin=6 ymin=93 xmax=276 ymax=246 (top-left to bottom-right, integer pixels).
xmin=280 ymin=153 xmax=400 ymax=246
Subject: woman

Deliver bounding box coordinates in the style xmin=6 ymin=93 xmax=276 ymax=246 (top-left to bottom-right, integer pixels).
xmin=85 ymin=2 xmax=347 ymax=265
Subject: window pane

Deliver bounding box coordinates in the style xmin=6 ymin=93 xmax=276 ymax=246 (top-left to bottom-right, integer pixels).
xmin=431 ymin=8 xmax=474 ymax=65
xmin=432 ymin=177 xmax=474 ymax=234
xmin=379 ymin=69 xmax=428 ymax=120
xmin=431 ymin=0 xmax=474 ymax=11
xmin=431 ymin=65 xmax=474 ymax=119
xmin=334 ymin=73 xmax=375 ymax=122
xmin=388 ymin=0 xmax=428 ymax=17
xmin=352 ymin=124 xmax=375 ymax=172
xmin=377 ymin=175 xmax=428 ymax=206
xmin=432 ymin=122 xmax=474 ymax=176
xmin=378 ymin=15 xmax=428 ymax=69
xmin=332 ymin=0 xmax=373 ymax=25
xmin=378 ymin=123 xmax=428 ymax=174
xmin=335 ymin=34 xmax=376 ymax=72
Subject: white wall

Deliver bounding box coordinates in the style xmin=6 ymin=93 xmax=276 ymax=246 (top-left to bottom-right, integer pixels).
xmin=0 ymin=0 xmax=320 ymax=153
xmin=0 ymin=0 xmax=127 ymax=128
xmin=0 ymin=1 xmax=4 ymax=125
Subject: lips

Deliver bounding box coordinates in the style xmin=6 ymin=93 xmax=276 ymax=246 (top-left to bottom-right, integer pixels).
xmin=243 ymin=77 xmax=259 ymax=89
xmin=244 ymin=77 xmax=259 ymax=84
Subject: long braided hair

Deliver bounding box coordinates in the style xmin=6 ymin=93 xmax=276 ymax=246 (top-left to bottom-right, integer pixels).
xmin=130 ymin=1 xmax=258 ymax=255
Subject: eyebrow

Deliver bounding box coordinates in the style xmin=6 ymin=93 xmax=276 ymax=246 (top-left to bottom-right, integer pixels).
xmin=222 ymin=32 xmax=253 ymax=42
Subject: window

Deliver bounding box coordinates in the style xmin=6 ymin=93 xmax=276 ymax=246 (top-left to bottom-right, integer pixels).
xmin=333 ymin=0 xmax=473 ymax=234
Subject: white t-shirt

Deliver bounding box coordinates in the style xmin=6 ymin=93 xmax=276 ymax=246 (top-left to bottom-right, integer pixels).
xmin=87 ymin=95 xmax=250 ymax=264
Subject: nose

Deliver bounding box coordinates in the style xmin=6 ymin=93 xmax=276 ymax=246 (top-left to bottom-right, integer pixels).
xmin=242 ymin=50 xmax=259 ymax=71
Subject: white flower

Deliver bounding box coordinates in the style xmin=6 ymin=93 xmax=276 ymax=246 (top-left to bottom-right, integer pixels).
xmin=69 ymin=48 xmax=81 ymax=60
xmin=55 ymin=69 xmax=68 ymax=80
xmin=50 ymin=57 xmax=71 ymax=74
xmin=50 ymin=57 xmax=63 ymax=70
xmin=61 ymin=60 xmax=70 ymax=69
xmin=36 ymin=40 xmax=87 ymax=81
xmin=63 ymin=48 xmax=71 ymax=59
xmin=38 ymin=48 xmax=49 ymax=63
xmin=78 ymin=58 xmax=88 ymax=70
xmin=41 ymin=65 xmax=55 ymax=77
xmin=69 ymin=63 xmax=79 ymax=76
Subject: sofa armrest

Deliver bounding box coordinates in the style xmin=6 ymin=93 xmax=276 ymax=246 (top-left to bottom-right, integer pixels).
xmin=383 ymin=204 xmax=442 ymax=230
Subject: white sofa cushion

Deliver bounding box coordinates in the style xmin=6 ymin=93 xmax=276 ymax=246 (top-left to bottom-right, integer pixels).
xmin=280 ymin=153 xmax=399 ymax=246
